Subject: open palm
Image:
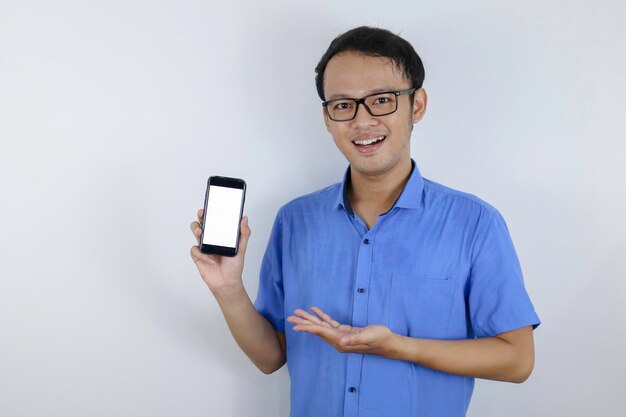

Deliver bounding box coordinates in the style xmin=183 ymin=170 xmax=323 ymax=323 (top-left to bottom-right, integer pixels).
xmin=287 ymin=306 xmax=397 ymax=356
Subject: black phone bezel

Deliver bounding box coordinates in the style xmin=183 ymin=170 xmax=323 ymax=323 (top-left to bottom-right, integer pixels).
xmin=200 ymin=176 xmax=247 ymax=257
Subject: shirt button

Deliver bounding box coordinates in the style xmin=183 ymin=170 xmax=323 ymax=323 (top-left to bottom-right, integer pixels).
xmin=363 ymin=238 xmax=370 ymax=245
xmin=348 ymin=387 xmax=357 ymax=393
xmin=357 ymin=288 xmax=365 ymax=293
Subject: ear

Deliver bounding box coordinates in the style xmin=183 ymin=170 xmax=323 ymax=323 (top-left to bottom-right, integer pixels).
xmin=322 ymin=106 xmax=332 ymax=132
xmin=411 ymin=88 xmax=427 ymax=124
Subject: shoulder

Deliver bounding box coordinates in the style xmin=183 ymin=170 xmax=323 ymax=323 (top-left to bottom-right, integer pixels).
xmin=277 ymin=182 xmax=341 ymax=218
xmin=421 ymin=177 xmax=512 ymax=259
xmin=422 ymin=176 xmax=500 ymax=217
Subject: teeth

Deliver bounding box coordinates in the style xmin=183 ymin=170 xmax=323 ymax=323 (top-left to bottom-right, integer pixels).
xmin=354 ymin=136 xmax=385 ymax=146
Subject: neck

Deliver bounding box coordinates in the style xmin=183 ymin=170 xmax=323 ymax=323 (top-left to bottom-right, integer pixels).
xmin=348 ymin=157 xmax=413 ymax=212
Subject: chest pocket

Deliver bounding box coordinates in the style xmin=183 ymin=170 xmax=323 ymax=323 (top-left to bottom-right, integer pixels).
xmin=388 ymin=273 xmax=454 ymax=339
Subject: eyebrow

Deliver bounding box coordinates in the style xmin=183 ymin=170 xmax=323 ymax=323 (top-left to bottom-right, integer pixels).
xmin=326 ymin=87 xmax=394 ymax=101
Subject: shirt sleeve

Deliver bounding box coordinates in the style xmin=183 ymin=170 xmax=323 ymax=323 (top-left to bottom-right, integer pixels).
xmin=468 ymin=210 xmax=541 ymax=338
xmin=253 ymin=210 xmax=285 ymax=332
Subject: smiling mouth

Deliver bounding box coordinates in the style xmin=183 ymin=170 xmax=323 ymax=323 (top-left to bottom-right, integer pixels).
xmin=353 ymin=135 xmax=386 ymax=146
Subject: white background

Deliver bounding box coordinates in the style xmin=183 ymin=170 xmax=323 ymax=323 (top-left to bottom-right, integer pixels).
xmin=1 ymin=1 xmax=625 ymax=416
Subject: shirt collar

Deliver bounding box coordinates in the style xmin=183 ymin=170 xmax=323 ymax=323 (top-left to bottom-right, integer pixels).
xmin=335 ymin=159 xmax=425 ymax=214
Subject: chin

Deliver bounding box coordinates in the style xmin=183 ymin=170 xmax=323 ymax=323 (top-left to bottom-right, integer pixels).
xmin=350 ymin=151 xmax=411 ymax=177
xmin=350 ymin=158 xmax=391 ymax=177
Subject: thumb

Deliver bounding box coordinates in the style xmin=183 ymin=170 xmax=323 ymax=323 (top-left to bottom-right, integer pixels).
xmin=237 ymin=215 xmax=251 ymax=255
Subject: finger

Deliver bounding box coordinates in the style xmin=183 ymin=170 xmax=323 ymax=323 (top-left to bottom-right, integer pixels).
xmin=291 ymin=325 xmax=339 ymax=347
xmin=294 ymin=309 xmax=326 ymax=326
xmin=292 ymin=324 xmax=330 ymax=337
xmin=287 ymin=315 xmax=319 ymax=326
xmin=310 ymin=306 xmax=341 ymax=328
xmin=190 ymin=245 xmax=216 ymax=265
xmin=236 ymin=215 xmax=251 ymax=255
xmin=291 ymin=325 xmax=363 ymax=353
xmin=332 ymin=334 xmax=370 ymax=351
xmin=190 ymin=221 xmax=202 ymax=243
xmin=197 ymin=208 xmax=204 ymax=223
xmin=292 ymin=323 xmax=342 ymax=343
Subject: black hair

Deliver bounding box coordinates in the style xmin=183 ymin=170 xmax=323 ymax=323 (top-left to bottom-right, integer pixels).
xmin=314 ymin=26 xmax=425 ymax=101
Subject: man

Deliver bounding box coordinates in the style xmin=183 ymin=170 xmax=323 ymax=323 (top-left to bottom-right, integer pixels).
xmin=190 ymin=26 xmax=540 ymax=417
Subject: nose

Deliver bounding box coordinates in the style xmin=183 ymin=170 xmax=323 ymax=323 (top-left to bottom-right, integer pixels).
xmin=350 ymin=102 xmax=378 ymax=127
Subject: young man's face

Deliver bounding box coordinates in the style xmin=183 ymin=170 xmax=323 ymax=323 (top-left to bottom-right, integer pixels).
xmin=322 ymin=51 xmax=426 ymax=178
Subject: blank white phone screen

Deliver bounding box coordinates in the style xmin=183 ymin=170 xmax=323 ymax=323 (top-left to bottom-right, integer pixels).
xmin=202 ymin=186 xmax=243 ymax=248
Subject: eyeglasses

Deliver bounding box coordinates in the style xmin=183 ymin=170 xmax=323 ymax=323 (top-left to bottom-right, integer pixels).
xmin=322 ymin=88 xmax=417 ymax=121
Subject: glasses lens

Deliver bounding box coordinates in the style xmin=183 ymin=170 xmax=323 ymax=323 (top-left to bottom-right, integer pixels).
xmin=327 ymin=99 xmax=357 ymax=121
xmin=365 ymin=93 xmax=397 ymax=116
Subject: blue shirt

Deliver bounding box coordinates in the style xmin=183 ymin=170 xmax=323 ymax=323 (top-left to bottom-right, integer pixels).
xmin=254 ymin=161 xmax=541 ymax=417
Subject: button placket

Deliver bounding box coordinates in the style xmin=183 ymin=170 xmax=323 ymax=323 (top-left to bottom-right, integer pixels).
xmin=343 ymin=232 xmax=373 ymax=417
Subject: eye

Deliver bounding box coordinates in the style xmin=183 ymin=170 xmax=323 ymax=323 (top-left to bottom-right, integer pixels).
xmin=333 ymin=101 xmax=353 ymax=111
xmin=373 ymin=96 xmax=391 ymax=105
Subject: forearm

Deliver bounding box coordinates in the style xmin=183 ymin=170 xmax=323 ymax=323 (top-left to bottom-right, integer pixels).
xmin=213 ymin=284 xmax=285 ymax=374
xmin=389 ymin=332 xmax=534 ymax=383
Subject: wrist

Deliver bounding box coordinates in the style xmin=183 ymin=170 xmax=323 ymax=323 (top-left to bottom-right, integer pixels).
xmin=211 ymin=282 xmax=247 ymax=305
xmin=387 ymin=333 xmax=420 ymax=364
xmin=384 ymin=332 xmax=406 ymax=360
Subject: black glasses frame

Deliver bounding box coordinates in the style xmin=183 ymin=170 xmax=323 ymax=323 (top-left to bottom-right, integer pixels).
xmin=322 ymin=87 xmax=417 ymax=121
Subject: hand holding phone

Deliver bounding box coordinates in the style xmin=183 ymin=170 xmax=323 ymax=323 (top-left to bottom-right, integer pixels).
xmin=190 ymin=176 xmax=250 ymax=293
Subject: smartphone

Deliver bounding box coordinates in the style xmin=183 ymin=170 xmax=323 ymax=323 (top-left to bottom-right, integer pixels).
xmin=200 ymin=176 xmax=247 ymax=257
